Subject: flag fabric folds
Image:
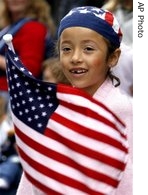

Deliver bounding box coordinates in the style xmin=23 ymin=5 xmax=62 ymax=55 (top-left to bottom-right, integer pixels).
xmin=5 ymin=45 xmax=128 ymax=195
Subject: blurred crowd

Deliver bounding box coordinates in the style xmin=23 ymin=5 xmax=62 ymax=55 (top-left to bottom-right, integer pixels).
xmin=0 ymin=0 xmax=133 ymax=194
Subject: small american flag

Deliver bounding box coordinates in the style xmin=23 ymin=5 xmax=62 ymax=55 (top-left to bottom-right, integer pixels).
xmin=5 ymin=45 xmax=128 ymax=195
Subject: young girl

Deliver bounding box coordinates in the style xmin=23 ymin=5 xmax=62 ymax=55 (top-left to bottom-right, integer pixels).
xmin=16 ymin=6 xmax=132 ymax=195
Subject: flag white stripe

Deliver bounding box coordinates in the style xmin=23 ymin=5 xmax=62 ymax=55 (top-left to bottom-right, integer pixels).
xmin=57 ymin=92 xmax=116 ymax=123
xmin=112 ymin=16 xmax=120 ymax=34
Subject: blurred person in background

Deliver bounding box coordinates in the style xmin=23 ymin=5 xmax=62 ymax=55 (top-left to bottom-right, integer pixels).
xmin=0 ymin=95 xmax=22 ymax=195
xmin=0 ymin=0 xmax=56 ymax=106
xmin=102 ymin=0 xmax=133 ymax=47
xmin=42 ymin=57 xmax=69 ymax=84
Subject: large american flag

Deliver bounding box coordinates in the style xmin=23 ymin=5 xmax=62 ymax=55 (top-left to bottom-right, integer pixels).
xmin=5 ymin=45 xmax=128 ymax=195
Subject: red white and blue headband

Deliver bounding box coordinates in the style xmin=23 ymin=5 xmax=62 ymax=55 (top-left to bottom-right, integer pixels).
xmin=58 ymin=6 xmax=122 ymax=48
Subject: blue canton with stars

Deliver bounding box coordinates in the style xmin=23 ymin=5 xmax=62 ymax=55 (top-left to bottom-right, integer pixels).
xmin=6 ymin=47 xmax=59 ymax=133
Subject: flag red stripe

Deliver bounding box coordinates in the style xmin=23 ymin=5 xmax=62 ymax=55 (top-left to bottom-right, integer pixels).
xmin=24 ymin=172 xmax=62 ymax=195
xmin=18 ymin=147 xmax=104 ymax=195
xmin=15 ymin=125 xmax=120 ymax=187
xmin=51 ymin=112 xmax=128 ymax=153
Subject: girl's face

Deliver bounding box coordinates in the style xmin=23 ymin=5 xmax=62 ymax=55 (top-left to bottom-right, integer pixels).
xmin=59 ymin=27 xmax=118 ymax=95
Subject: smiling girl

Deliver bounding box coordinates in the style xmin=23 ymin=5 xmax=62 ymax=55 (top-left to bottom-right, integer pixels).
xmin=17 ymin=6 xmax=133 ymax=195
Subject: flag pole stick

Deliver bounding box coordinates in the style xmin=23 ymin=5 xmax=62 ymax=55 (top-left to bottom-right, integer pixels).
xmin=3 ymin=34 xmax=15 ymax=53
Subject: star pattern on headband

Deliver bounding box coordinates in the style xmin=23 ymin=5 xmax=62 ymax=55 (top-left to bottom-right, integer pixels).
xmin=64 ymin=6 xmax=106 ymax=21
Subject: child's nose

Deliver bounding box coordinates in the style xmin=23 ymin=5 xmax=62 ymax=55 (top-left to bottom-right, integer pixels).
xmin=71 ymin=49 xmax=82 ymax=64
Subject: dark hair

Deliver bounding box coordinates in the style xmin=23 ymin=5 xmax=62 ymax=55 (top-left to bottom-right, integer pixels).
xmin=105 ymin=38 xmax=120 ymax=87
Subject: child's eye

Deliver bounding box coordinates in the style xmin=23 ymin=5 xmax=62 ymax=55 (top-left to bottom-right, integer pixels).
xmin=61 ymin=47 xmax=71 ymax=53
xmin=84 ymin=47 xmax=94 ymax=52
xmin=63 ymin=48 xmax=70 ymax=51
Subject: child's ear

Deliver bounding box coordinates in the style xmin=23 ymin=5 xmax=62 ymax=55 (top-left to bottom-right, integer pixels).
xmin=108 ymin=48 xmax=121 ymax=68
